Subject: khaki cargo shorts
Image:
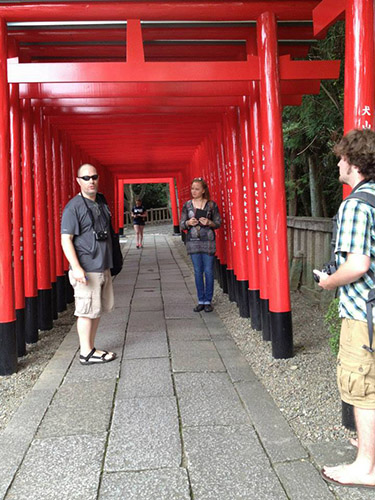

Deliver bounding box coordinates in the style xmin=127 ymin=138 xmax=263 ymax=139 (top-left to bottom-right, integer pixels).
xmin=337 ymin=318 xmax=375 ymax=409
xmin=69 ymin=269 xmax=114 ymax=319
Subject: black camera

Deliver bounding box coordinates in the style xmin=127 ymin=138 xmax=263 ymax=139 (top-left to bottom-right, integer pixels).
xmin=95 ymin=230 xmax=108 ymax=241
xmin=313 ymin=261 xmax=337 ymax=283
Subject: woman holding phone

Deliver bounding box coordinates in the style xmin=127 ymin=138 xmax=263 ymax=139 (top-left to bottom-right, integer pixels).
xmin=180 ymin=177 xmax=221 ymax=312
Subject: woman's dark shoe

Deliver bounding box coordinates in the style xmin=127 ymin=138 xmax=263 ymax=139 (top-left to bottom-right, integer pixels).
xmin=204 ymin=304 xmax=213 ymax=312
xmin=193 ymin=304 xmax=205 ymax=312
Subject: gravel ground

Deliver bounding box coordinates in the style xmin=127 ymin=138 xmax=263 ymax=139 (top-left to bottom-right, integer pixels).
xmin=0 ymin=223 xmax=352 ymax=446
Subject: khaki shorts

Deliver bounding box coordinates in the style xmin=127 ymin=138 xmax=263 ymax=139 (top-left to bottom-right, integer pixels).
xmin=337 ymin=318 xmax=375 ymax=409
xmin=69 ymin=269 xmax=114 ymax=319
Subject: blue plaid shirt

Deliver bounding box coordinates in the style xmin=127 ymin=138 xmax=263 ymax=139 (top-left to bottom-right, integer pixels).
xmin=335 ymin=181 xmax=375 ymax=321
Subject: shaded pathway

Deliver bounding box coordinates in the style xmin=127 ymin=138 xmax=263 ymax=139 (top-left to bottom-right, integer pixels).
xmin=0 ymin=232 xmax=363 ymax=499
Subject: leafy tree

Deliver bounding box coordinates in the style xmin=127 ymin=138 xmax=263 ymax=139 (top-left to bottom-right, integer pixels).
xmin=123 ymin=183 xmax=168 ymax=211
xmin=283 ymin=21 xmax=345 ymax=217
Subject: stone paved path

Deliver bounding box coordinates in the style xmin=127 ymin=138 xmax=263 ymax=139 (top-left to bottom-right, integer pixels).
xmin=0 ymin=230 xmax=371 ymax=499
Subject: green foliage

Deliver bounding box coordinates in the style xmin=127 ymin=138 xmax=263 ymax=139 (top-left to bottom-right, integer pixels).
xmin=324 ymin=297 xmax=340 ymax=356
xmin=131 ymin=183 xmax=168 ymax=208
xmin=283 ymin=22 xmax=345 ymax=217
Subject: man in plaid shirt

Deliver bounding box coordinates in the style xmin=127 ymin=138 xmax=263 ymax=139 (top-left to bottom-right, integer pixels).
xmin=317 ymin=129 xmax=375 ymax=489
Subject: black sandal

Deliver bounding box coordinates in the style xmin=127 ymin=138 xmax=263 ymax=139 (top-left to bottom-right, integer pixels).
xmin=79 ymin=347 xmax=116 ymax=365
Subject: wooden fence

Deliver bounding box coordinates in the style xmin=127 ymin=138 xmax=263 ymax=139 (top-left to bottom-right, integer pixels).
xmin=287 ymin=216 xmax=334 ymax=305
xmin=123 ymin=207 xmax=172 ymax=226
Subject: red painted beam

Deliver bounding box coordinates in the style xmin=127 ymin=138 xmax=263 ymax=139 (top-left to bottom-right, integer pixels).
xmin=313 ymin=0 xmax=345 ymax=38
xmin=0 ymin=2 xmax=320 ymax=22
xmin=8 ymin=57 xmax=339 ymax=84
xmin=8 ymin=59 xmax=260 ymax=83
xmin=9 ymin=25 xmax=315 ymax=43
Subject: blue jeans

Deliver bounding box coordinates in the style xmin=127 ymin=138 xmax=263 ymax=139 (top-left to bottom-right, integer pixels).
xmin=190 ymin=253 xmax=215 ymax=304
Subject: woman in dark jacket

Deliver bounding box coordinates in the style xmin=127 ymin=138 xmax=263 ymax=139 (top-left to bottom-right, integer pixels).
xmin=179 ymin=177 xmax=221 ymax=312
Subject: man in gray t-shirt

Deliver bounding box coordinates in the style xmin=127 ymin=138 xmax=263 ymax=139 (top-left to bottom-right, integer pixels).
xmin=61 ymin=163 xmax=116 ymax=365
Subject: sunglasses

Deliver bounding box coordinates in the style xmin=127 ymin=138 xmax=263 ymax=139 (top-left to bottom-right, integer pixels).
xmin=78 ymin=174 xmax=99 ymax=181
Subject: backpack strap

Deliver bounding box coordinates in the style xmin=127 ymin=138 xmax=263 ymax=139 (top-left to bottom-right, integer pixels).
xmin=344 ymin=190 xmax=375 ymax=352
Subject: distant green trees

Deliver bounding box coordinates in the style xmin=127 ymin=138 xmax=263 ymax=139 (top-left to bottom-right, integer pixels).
xmin=124 ymin=183 xmax=169 ymax=211
xmin=283 ymin=21 xmax=345 ymax=217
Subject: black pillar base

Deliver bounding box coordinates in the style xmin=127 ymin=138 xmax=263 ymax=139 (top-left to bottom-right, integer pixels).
xmin=342 ymin=401 xmax=356 ymax=431
xmin=173 ymin=225 xmax=180 ymax=234
xmin=226 ymin=269 xmax=236 ymax=302
xmin=57 ymin=275 xmax=67 ymax=313
xmin=0 ymin=321 xmax=17 ymax=375
xmin=119 ymin=227 xmax=124 ymax=235
xmin=249 ymin=289 xmax=261 ymax=331
xmin=38 ymin=289 xmax=53 ymax=331
xmin=52 ymin=281 xmax=58 ymax=320
xmin=261 ymin=298 xmax=271 ymax=341
xmin=220 ymin=262 xmax=228 ymax=294
xmin=25 ymin=296 xmax=38 ymax=344
xmin=16 ymin=308 xmax=26 ymax=357
xmin=65 ymin=271 xmax=74 ymax=304
xmin=214 ymin=257 xmax=221 ymax=285
xmin=237 ymin=280 xmax=250 ymax=318
xmin=270 ymin=311 xmax=293 ymax=359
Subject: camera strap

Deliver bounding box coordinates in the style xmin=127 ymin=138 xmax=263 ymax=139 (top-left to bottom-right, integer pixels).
xmin=80 ymin=193 xmax=105 ymax=233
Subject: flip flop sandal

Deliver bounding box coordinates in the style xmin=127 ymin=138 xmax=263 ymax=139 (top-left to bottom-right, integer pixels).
xmin=79 ymin=347 xmax=116 ymax=365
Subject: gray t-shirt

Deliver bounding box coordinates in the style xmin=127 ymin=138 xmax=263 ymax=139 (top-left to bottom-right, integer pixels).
xmin=61 ymin=194 xmax=113 ymax=272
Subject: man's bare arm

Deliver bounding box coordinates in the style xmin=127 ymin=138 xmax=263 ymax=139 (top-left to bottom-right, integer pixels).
xmin=61 ymin=234 xmax=87 ymax=284
xmin=317 ymin=253 xmax=371 ymax=290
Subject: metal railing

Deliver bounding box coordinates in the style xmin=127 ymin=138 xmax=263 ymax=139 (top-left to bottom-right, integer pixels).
xmin=123 ymin=207 xmax=172 ymax=226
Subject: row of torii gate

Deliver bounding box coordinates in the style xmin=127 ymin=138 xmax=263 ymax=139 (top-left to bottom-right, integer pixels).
xmin=0 ymin=0 xmax=373 ymax=375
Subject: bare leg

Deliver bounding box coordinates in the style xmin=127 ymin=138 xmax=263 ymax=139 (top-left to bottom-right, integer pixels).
xmin=139 ymin=225 xmax=145 ymax=247
xmin=77 ymin=316 xmax=114 ymax=359
xmin=134 ymin=225 xmax=141 ymax=247
xmin=323 ymin=407 xmax=375 ymax=486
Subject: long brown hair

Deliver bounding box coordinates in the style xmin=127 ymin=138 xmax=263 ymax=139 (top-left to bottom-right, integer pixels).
xmin=191 ymin=177 xmax=210 ymax=200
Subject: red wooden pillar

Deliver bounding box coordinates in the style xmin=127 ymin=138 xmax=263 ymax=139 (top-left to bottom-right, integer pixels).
xmin=239 ymin=96 xmax=262 ymax=330
xmin=0 ymin=18 xmax=17 ymax=374
xmin=168 ymin=178 xmax=180 ymax=233
xmin=43 ymin=116 xmax=58 ymax=319
xmin=219 ymin=122 xmax=234 ymax=297
xmin=51 ymin=127 xmax=66 ymax=312
xmin=33 ymin=107 xmax=53 ymax=331
xmin=343 ymin=0 xmax=375 ymax=197
xmin=258 ymin=11 xmax=292 ymax=358
xmin=226 ymin=107 xmax=250 ymax=317
xmin=21 ymin=100 xmax=38 ymax=344
xmin=117 ymin=179 xmax=124 ymax=232
xmin=10 ymin=73 xmax=26 ymax=357
xmin=249 ymin=83 xmax=272 ymax=339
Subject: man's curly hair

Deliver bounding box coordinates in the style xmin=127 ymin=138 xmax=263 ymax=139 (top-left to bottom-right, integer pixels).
xmin=334 ymin=128 xmax=375 ymax=180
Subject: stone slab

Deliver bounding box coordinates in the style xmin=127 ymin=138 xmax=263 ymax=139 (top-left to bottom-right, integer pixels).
xmin=170 ymin=340 xmax=225 ymax=372
xmin=124 ymin=331 xmax=169 ymax=359
xmin=99 ymin=469 xmax=190 ymax=500
xmin=184 ymin=425 xmax=287 ymax=500
xmin=274 ymin=460 xmax=333 ymax=499
xmin=6 ymin=434 xmax=106 ymax=500
xmin=214 ymin=338 xmax=259 ymax=383
xmin=175 ymin=372 xmax=249 ymax=426
xmin=64 ymin=353 xmax=120 ymax=383
xmin=105 ymin=397 xmax=181 ymax=471
xmin=117 ymin=357 xmax=173 ymax=398
xmin=166 ymin=318 xmax=211 ymax=341
xmin=164 ymin=305 xmax=196 ymax=319
xmin=131 ymin=298 xmax=163 ymax=312
xmin=127 ymin=311 xmax=166 ymax=333
xmin=235 ymin=381 xmax=308 ymax=463
xmin=36 ymin=379 xmax=116 ymax=438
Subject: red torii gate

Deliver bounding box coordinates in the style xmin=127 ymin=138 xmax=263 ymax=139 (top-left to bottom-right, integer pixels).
xmin=0 ymin=0 xmax=369 ymax=375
